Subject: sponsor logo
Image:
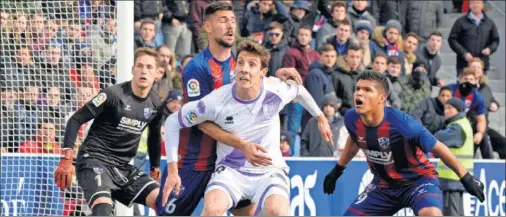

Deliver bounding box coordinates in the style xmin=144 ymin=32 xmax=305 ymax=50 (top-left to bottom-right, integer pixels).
xmin=92 ymin=93 xmax=107 ymax=107
xmin=290 ymin=170 xmax=317 ymax=216
xmin=185 ymin=111 xmax=198 ymax=124
xmin=363 ymin=149 xmax=394 ymax=165
xmin=125 ymin=105 xmax=131 ymax=111
xmin=187 ymin=79 xmax=200 ymax=97
xmin=117 ymin=117 xmax=147 ymax=134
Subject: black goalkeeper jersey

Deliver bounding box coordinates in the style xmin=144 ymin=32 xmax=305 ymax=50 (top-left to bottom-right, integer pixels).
xmin=63 ymin=81 xmax=163 ymax=167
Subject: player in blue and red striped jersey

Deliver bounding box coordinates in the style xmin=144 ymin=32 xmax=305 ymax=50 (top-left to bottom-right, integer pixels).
xmin=155 ymin=2 xmax=302 ymax=216
xmin=323 ymin=71 xmax=485 ymax=216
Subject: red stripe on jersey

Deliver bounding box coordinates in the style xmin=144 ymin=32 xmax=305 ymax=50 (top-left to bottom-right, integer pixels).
xmin=404 ymin=140 xmax=437 ymax=179
xmin=177 ymin=128 xmax=191 ymax=169
xmin=355 ymin=119 xmax=367 ymax=149
xmin=209 ymin=59 xmax=224 ymax=89
xmin=378 ymin=122 xmax=406 ymax=182
xmin=415 ymin=147 xmax=437 ymax=179
xmin=455 ymin=88 xmax=474 ymax=110
xmin=195 ymin=133 xmax=215 ymax=170
xmin=347 ymin=207 xmax=369 ymax=216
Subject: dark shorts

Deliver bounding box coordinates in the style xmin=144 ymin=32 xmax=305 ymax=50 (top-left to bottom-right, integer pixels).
xmin=155 ymin=167 xmax=252 ymax=216
xmin=75 ymin=156 xmax=158 ymax=208
xmin=343 ymin=177 xmax=443 ymax=216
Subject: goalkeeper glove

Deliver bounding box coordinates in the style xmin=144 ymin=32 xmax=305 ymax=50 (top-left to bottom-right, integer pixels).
xmin=323 ymin=163 xmax=345 ymax=195
xmin=54 ymin=149 xmax=75 ymax=190
xmin=460 ymin=172 xmax=485 ymax=202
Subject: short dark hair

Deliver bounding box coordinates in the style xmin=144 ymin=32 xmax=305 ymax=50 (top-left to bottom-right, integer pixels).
xmin=337 ymin=18 xmax=352 ymax=29
xmin=236 ymin=40 xmax=271 ymax=70
xmin=346 ymin=43 xmax=362 ymax=54
xmin=331 ymin=2 xmax=347 ymax=14
xmin=298 ymin=25 xmax=312 ymax=34
xmin=320 ymin=44 xmax=336 ymax=54
xmin=203 ymin=2 xmax=234 ymax=21
xmin=439 ymin=86 xmax=452 ymax=95
xmin=428 ymin=31 xmax=443 ymax=39
xmin=357 ymin=70 xmax=390 ymax=95
xmin=140 ymin=18 xmax=156 ymax=29
xmin=406 ymin=32 xmax=420 ymax=42
xmin=373 ymin=52 xmax=387 ymax=62
xmin=134 ymin=47 xmax=161 ymax=68
xmin=387 ymin=56 xmax=402 ymax=65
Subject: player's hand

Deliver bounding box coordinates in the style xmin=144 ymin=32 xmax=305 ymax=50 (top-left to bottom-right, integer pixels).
xmin=323 ymin=163 xmax=345 ymax=194
xmin=54 ymin=149 xmax=75 ymax=190
xmin=276 ymin=68 xmax=303 ymax=85
xmin=316 ymin=115 xmax=334 ymax=146
xmin=460 ymin=172 xmax=485 ymax=202
xmin=150 ymin=167 xmax=161 ymax=183
xmin=473 ymin=132 xmax=483 ymax=144
xmin=162 ymin=163 xmax=182 ymax=207
xmin=241 ymin=141 xmax=272 ymax=167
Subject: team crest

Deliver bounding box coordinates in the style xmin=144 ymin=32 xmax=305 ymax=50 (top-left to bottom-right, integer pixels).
xmin=144 ymin=108 xmax=152 ymax=119
xmin=378 ymin=137 xmax=390 ymax=150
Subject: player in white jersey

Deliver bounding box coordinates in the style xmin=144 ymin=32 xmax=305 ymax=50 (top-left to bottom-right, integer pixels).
xmin=162 ymin=40 xmax=333 ymax=216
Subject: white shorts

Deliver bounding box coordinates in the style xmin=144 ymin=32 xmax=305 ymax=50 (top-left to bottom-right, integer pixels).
xmin=205 ymin=165 xmax=290 ymax=212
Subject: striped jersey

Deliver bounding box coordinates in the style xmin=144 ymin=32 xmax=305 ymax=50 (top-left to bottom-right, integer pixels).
xmin=344 ymin=107 xmax=439 ymax=187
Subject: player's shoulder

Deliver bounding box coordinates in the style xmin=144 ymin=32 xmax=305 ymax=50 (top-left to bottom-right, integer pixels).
xmin=264 ymin=76 xmax=298 ymax=91
xmin=385 ymin=107 xmax=423 ymax=132
xmin=183 ymin=51 xmax=210 ymax=74
xmin=343 ymin=109 xmax=360 ymax=127
xmin=148 ymin=90 xmax=163 ymax=106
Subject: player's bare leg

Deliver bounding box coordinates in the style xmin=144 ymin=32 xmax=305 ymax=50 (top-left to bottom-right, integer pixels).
xmin=418 ymin=207 xmax=443 ymax=216
xmin=145 ymin=188 xmax=159 ymax=209
xmin=230 ymin=204 xmax=256 ymax=216
xmin=263 ymin=194 xmax=290 ymax=216
xmin=90 ymin=197 xmax=113 ymax=216
xmin=201 ymin=189 xmax=231 ymax=216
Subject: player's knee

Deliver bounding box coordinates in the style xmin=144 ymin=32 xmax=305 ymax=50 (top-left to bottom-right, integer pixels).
xmin=201 ymin=204 xmax=226 ymax=216
xmin=90 ymin=203 xmax=113 ymax=216
xmin=90 ymin=197 xmax=113 ymax=209
xmin=263 ymin=195 xmax=289 ymax=216
xmin=202 ymin=190 xmax=229 ymax=216
xmin=418 ymin=207 xmax=442 ymax=216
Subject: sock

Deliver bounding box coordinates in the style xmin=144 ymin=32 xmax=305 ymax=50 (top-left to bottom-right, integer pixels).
xmin=91 ymin=203 xmax=113 ymax=216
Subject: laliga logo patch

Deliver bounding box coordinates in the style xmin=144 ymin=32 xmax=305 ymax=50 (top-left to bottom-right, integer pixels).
xmin=378 ymin=137 xmax=390 ymax=150
xmin=92 ymin=93 xmax=107 ymax=107
xmin=187 ymin=79 xmax=200 ymax=97
xmin=185 ymin=111 xmax=198 ymax=124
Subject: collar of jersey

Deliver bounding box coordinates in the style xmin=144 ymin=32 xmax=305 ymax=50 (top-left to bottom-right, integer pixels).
xmin=231 ymin=82 xmax=265 ymax=104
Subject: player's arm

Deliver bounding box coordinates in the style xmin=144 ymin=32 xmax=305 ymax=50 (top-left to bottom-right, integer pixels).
xmin=474 ymin=94 xmax=487 ymax=144
xmin=323 ymin=136 xmax=358 ymax=194
xmin=55 ymin=89 xmax=116 ymax=190
xmin=147 ymin=111 xmax=163 ymax=182
xmin=198 ymin=122 xmax=272 ymax=166
xmin=338 ymin=137 xmax=361 ymax=167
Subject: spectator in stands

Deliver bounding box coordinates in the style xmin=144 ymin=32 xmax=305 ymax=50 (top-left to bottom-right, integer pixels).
xmin=61 ymin=19 xmax=87 ymax=63
xmin=0 ymin=10 xmax=8 ymax=29
xmin=448 ymin=0 xmax=500 ymax=75
xmin=401 ymin=1 xmax=445 ymax=44
xmin=65 ymin=83 xmax=95 ymax=149
xmin=322 ymin=19 xmax=358 ymax=56
xmin=98 ymin=57 xmax=117 ymax=91
xmin=301 ymin=94 xmax=343 ymax=157
xmin=371 ymin=53 xmax=402 ymax=109
xmin=402 ymin=32 xmax=420 ymax=75
xmin=283 ymin=0 xmax=314 ymax=42
xmin=400 ymin=60 xmax=431 ymax=114
xmin=263 ymin=22 xmax=289 ymax=77
xmin=280 ymin=131 xmax=294 ymax=157
xmin=14 ymin=81 xmax=43 ymax=138
xmin=72 ymin=57 xmax=100 ymax=92
xmin=180 ymin=54 xmax=194 ymax=72
xmin=14 ymin=45 xmax=39 ymax=82
xmin=134 ymin=0 xmax=165 ymax=46
xmin=315 ymin=2 xmax=348 ymax=49
xmin=468 ymin=58 xmax=505 ymax=159
xmin=370 ymin=20 xmax=405 ymax=65
xmin=241 ymin=0 xmax=289 ymax=41
xmin=385 ymin=55 xmax=404 ymax=103
xmin=162 ymin=0 xmax=192 ymax=60
xmin=302 ymin=44 xmax=337 ymax=130
xmin=134 ymin=18 xmax=158 ymax=49
xmin=282 ymin=26 xmax=320 ymax=144
xmin=19 ymin=118 xmax=61 ymax=154
xmin=417 ymin=31 xmax=444 ymax=88
xmin=332 ymin=44 xmax=364 ymax=116
xmin=10 ymin=13 xmax=29 ymax=45
xmin=30 ymin=13 xmax=47 ymax=51
xmin=368 ymin=0 xmax=399 ymax=26
xmin=347 ymin=0 xmax=376 ymax=30
xmin=155 ymin=45 xmax=181 ymax=99
xmin=411 ymin=86 xmax=452 ymax=134
xmin=189 ymin=0 xmax=214 ymax=52
xmin=90 ymin=13 xmax=116 ymax=70
xmin=448 ymin=68 xmax=493 ymax=158
xmin=354 ymin=20 xmax=374 ymax=68
xmin=0 ymin=84 xmax=19 ymax=152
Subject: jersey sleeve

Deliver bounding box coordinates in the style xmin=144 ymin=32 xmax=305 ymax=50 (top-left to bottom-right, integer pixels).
xmin=183 ymin=60 xmax=212 ymax=102
xmin=474 ymin=91 xmax=486 ymax=115
xmin=84 ymin=87 xmax=119 ymax=116
xmin=177 ymin=95 xmax=217 ymax=128
xmin=272 ymin=78 xmax=299 ymax=105
xmin=399 ymin=112 xmax=437 ymax=153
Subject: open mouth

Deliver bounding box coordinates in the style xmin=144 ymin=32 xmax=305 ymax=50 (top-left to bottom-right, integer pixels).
xmin=139 ymin=77 xmax=147 ymax=82
xmin=239 ymin=77 xmax=249 ymax=82
xmin=225 ymin=32 xmax=234 ymax=37
xmin=355 ymin=99 xmax=364 ymax=106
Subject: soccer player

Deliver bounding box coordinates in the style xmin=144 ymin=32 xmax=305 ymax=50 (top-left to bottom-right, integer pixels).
xmin=322 ymin=71 xmax=485 ymax=216
xmin=53 ymin=48 xmax=164 ymax=216
xmin=163 ymin=40 xmax=333 ymax=216
xmin=155 ymin=2 xmax=303 ymax=216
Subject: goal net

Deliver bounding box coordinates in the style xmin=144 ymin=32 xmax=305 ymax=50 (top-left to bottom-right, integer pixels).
xmin=0 ymin=1 xmax=116 ymax=215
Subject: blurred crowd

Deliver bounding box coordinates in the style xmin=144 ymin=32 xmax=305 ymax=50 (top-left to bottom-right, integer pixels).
xmin=1 ymin=0 xmax=505 ymax=162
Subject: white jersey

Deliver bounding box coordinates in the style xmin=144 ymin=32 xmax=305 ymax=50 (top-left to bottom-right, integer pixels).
xmin=174 ymin=77 xmax=300 ymax=174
